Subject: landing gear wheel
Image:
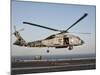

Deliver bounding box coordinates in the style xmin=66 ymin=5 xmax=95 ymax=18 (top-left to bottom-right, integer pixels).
xmin=68 ymin=46 xmax=73 ymax=50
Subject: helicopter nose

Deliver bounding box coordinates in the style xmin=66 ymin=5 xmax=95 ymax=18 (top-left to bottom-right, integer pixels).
xmin=81 ymin=40 xmax=84 ymax=45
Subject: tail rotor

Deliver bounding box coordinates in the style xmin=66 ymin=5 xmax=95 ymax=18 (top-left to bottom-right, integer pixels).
xmin=12 ymin=25 xmax=26 ymax=46
xmin=12 ymin=25 xmax=24 ymax=35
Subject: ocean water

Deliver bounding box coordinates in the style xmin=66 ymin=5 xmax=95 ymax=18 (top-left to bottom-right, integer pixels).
xmin=11 ymin=54 xmax=96 ymax=62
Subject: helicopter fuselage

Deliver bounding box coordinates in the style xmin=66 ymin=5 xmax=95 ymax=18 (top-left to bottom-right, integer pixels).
xmin=14 ymin=32 xmax=84 ymax=50
xmin=22 ymin=33 xmax=84 ymax=50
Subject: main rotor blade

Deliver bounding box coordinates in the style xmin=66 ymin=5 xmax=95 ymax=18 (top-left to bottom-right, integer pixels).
xmin=70 ymin=32 xmax=91 ymax=34
xmin=23 ymin=22 xmax=61 ymax=32
xmin=66 ymin=13 xmax=88 ymax=31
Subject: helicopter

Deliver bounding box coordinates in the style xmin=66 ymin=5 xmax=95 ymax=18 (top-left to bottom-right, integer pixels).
xmin=13 ymin=13 xmax=89 ymax=53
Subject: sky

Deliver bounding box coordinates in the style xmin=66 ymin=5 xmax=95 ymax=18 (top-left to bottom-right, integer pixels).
xmin=11 ymin=0 xmax=96 ymax=56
